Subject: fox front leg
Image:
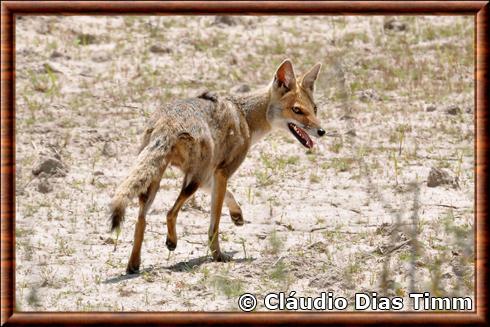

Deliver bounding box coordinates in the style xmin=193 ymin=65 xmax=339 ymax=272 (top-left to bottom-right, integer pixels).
xmin=208 ymin=171 xmax=231 ymax=262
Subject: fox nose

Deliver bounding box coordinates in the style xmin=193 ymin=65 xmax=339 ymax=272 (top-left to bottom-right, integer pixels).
xmin=317 ymin=128 xmax=326 ymax=137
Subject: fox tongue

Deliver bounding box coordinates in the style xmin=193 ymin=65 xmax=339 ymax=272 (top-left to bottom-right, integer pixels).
xmin=297 ymin=127 xmax=313 ymax=148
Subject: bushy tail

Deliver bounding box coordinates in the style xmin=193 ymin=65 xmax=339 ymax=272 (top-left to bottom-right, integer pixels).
xmin=110 ymin=134 xmax=173 ymax=232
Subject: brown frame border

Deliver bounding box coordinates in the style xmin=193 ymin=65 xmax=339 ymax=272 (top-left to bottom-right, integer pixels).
xmin=1 ymin=1 xmax=488 ymax=325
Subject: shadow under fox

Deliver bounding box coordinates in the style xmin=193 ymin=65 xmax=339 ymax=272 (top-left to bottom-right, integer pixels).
xmin=110 ymin=59 xmax=325 ymax=274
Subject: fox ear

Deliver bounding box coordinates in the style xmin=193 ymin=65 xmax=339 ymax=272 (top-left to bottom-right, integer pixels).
xmin=273 ymin=59 xmax=296 ymax=95
xmin=301 ymin=63 xmax=322 ymax=93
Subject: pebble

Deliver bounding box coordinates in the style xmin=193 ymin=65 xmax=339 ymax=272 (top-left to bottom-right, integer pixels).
xmin=427 ymin=167 xmax=458 ymax=188
xmin=50 ymin=51 xmax=63 ymax=59
xmin=446 ymin=105 xmax=461 ymax=115
xmin=32 ymin=157 xmax=67 ymax=177
xmin=37 ymin=178 xmax=53 ymax=194
xmin=384 ymin=19 xmax=407 ymax=32
xmin=425 ymin=105 xmax=437 ymax=112
xmin=149 ymin=45 xmax=172 ymax=54
xmin=213 ymin=16 xmax=237 ymax=26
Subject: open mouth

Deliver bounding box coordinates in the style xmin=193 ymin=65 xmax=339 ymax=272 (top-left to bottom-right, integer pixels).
xmin=288 ymin=122 xmax=314 ymax=148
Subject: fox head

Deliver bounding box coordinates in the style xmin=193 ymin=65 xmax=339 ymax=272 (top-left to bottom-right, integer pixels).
xmin=267 ymin=59 xmax=325 ymax=148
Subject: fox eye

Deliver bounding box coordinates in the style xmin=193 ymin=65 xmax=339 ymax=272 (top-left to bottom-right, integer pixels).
xmin=292 ymin=106 xmax=303 ymax=115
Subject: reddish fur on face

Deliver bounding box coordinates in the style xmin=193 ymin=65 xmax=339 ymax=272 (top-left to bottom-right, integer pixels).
xmin=278 ymin=85 xmax=321 ymax=129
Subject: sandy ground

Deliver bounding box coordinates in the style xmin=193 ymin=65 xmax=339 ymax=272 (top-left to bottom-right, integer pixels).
xmin=15 ymin=16 xmax=474 ymax=311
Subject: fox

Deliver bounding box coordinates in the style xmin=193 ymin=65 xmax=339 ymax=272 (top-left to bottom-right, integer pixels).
xmin=110 ymin=59 xmax=325 ymax=274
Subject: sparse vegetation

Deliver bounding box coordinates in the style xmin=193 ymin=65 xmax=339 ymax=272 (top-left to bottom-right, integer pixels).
xmin=210 ymin=275 xmax=244 ymax=298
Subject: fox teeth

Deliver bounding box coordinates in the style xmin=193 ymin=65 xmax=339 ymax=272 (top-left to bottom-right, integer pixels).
xmin=293 ymin=125 xmax=304 ymax=138
xmin=294 ymin=126 xmax=303 ymax=137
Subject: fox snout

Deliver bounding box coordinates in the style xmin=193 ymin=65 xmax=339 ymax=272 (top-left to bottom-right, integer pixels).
xmin=302 ymin=117 xmax=325 ymax=138
xmin=307 ymin=125 xmax=326 ymax=138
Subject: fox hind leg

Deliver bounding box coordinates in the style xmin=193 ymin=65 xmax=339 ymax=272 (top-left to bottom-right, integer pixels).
xmin=126 ymin=179 xmax=160 ymax=274
xmin=225 ymin=190 xmax=244 ymax=226
xmin=202 ymin=180 xmax=244 ymax=226
xmin=165 ymin=178 xmax=200 ymax=251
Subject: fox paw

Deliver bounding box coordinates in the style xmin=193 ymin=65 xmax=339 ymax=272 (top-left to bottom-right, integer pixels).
xmin=212 ymin=251 xmax=232 ymax=262
xmin=230 ymin=211 xmax=244 ymax=226
xmin=126 ymin=262 xmax=140 ymax=275
xmin=166 ymin=238 xmax=177 ymax=251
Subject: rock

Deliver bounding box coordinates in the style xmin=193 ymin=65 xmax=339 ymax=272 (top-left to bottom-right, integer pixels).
xmin=50 ymin=51 xmax=63 ymax=59
xmin=384 ymin=19 xmax=406 ymax=32
xmin=357 ymin=89 xmax=381 ymax=102
xmin=213 ymin=16 xmax=237 ymax=26
xmin=425 ymin=105 xmax=437 ymax=112
xmin=32 ymin=157 xmax=67 ymax=177
xmin=446 ymin=105 xmax=461 ymax=115
xmin=427 ymin=167 xmax=458 ymax=188
xmin=37 ymin=178 xmax=53 ymax=194
xmin=93 ymin=171 xmax=104 ymax=176
xmin=37 ymin=172 xmax=49 ymax=179
xmin=231 ymin=84 xmax=251 ymax=93
xmin=149 ymin=45 xmax=172 ymax=54
xmin=102 ymin=141 xmax=117 ymax=157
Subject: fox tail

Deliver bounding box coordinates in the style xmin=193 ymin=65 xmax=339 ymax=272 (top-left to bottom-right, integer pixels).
xmin=109 ymin=134 xmax=173 ymax=232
